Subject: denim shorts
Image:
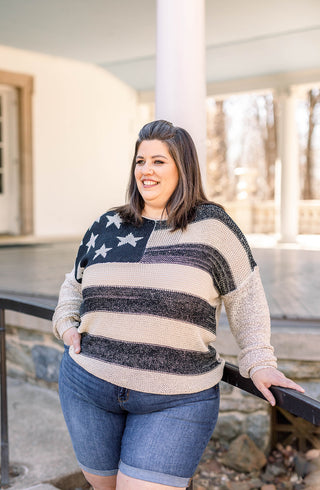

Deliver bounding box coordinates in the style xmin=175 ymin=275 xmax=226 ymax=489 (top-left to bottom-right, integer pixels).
xmin=59 ymin=347 xmax=220 ymax=488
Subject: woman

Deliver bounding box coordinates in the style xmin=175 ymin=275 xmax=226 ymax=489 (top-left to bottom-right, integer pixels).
xmin=53 ymin=120 xmax=304 ymax=490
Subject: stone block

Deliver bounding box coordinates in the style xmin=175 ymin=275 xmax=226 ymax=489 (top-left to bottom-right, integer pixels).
xmin=31 ymin=345 xmax=63 ymax=383
xmin=220 ymin=390 xmax=268 ymax=413
xmin=6 ymin=340 xmax=35 ymax=375
xmin=244 ymin=411 xmax=270 ymax=451
xmin=213 ymin=412 xmax=244 ymax=442
xmin=220 ymin=380 xmax=234 ymax=395
xmin=298 ymin=382 xmax=320 ymax=401
xmin=304 ymin=469 xmax=320 ymax=486
xmin=221 ymin=434 xmax=267 ymax=473
xmin=24 ymin=485 xmax=59 ymax=490
xmin=277 ymin=360 xmax=320 ymax=380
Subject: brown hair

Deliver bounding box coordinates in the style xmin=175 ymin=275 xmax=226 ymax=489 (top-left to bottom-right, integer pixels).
xmin=115 ymin=120 xmax=218 ymax=231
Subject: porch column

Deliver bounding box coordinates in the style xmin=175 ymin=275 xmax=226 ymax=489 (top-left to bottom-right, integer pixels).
xmin=276 ymin=87 xmax=299 ymax=242
xmin=156 ymin=0 xmax=207 ymax=177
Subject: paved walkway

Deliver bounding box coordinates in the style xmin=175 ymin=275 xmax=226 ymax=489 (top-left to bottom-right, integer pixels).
xmin=0 ymin=234 xmax=319 ymax=320
xmin=4 ymin=378 xmax=84 ymax=490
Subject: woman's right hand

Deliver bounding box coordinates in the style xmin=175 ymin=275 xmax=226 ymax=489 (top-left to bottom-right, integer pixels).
xmin=62 ymin=327 xmax=81 ymax=354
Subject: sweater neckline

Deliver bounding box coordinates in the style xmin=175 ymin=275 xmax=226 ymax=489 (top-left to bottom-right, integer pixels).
xmin=142 ymin=215 xmax=167 ymax=223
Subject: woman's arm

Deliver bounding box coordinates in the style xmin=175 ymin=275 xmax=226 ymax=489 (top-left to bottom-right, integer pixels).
xmin=52 ymin=268 xmax=82 ymax=352
xmin=223 ymin=267 xmax=277 ymax=376
xmin=223 ymin=267 xmax=304 ymax=404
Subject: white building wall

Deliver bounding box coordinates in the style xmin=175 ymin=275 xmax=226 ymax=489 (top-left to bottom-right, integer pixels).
xmin=0 ymin=44 xmax=140 ymax=237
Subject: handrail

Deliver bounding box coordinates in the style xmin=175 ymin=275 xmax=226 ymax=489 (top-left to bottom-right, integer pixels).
xmin=1 ymin=293 xmax=320 ymax=488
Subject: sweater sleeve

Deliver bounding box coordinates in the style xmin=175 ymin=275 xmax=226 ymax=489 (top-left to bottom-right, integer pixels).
xmin=52 ymin=215 xmax=105 ymax=339
xmin=52 ymin=268 xmax=82 ymax=339
xmin=222 ymin=266 xmax=277 ymax=378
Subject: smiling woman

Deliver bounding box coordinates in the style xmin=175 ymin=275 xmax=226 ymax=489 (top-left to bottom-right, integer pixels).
xmin=134 ymin=140 xmax=179 ymax=219
xmin=53 ymin=120 xmax=304 ymax=490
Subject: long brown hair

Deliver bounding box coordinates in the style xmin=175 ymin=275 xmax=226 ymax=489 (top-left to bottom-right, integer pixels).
xmin=115 ymin=120 xmax=218 ymax=231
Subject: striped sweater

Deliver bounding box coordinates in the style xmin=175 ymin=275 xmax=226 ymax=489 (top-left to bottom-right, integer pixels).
xmin=53 ymin=204 xmax=277 ymax=395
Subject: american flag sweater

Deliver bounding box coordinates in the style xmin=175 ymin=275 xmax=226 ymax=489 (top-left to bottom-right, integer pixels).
xmin=53 ymin=203 xmax=277 ymax=395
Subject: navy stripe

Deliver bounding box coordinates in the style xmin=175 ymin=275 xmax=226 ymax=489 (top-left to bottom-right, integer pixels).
xmin=79 ymin=333 xmax=219 ymax=375
xmin=194 ymin=204 xmax=257 ymax=270
xmin=81 ymin=286 xmax=216 ymax=334
xmin=142 ymin=243 xmax=236 ymax=295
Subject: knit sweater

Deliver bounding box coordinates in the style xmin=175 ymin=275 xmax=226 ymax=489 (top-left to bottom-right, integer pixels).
xmin=53 ymin=203 xmax=277 ymax=395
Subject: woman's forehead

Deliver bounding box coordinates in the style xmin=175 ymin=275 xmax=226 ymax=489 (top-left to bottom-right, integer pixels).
xmin=137 ymin=139 xmax=169 ymax=155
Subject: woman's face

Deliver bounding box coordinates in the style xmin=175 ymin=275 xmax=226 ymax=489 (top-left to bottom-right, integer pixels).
xmin=134 ymin=139 xmax=179 ymax=216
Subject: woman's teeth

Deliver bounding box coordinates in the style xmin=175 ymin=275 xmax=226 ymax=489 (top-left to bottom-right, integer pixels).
xmin=143 ymin=181 xmax=158 ymax=186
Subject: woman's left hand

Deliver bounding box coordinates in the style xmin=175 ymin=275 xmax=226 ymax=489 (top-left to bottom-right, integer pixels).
xmin=251 ymin=367 xmax=305 ymax=406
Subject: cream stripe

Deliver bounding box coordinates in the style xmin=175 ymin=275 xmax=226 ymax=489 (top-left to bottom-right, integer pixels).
xmin=146 ymin=219 xmax=252 ymax=285
xmin=69 ymin=350 xmax=225 ymax=395
xmin=78 ymin=312 xmax=216 ymax=352
xmin=82 ymin=262 xmax=219 ymax=304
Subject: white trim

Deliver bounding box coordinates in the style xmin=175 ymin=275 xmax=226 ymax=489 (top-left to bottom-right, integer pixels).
xmin=0 ymin=85 xmax=20 ymax=234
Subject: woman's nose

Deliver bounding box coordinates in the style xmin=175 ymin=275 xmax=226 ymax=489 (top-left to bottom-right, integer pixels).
xmin=142 ymin=161 xmax=153 ymax=174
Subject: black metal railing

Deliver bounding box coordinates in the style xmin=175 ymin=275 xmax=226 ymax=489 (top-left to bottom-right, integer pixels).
xmin=1 ymin=293 xmax=320 ymax=489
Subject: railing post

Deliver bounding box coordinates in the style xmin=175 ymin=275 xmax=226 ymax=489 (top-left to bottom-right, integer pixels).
xmin=0 ymin=307 xmax=9 ymax=488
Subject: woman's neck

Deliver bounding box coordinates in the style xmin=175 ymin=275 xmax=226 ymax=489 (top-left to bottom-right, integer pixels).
xmin=142 ymin=206 xmax=167 ymax=220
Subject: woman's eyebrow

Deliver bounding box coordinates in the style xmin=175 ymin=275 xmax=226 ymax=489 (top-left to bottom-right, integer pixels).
xmin=152 ymin=154 xmax=168 ymax=159
xmin=136 ymin=154 xmax=168 ymax=159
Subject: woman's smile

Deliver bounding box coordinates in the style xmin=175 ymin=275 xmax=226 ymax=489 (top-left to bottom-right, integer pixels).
xmin=142 ymin=179 xmax=159 ymax=187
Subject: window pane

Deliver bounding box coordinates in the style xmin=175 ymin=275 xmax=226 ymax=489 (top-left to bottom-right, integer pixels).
xmin=0 ymin=95 xmax=2 ymax=117
xmin=0 ymin=147 xmax=2 ymax=168
xmin=0 ymin=173 xmax=3 ymax=193
xmin=0 ymin=121 xmax=2 ymax=142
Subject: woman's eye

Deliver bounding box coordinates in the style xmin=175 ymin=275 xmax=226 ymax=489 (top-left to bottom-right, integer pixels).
xmin=136 ymin=160 xmax=144 ymax=165
xmin=154 ymin=160 xmax=164 ymax=165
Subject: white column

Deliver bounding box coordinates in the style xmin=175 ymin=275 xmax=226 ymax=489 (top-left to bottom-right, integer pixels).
xmin=276 ymin=87 xmax=300 ymax=243
xmin=156 ymin=0 xmax=207 ymax=177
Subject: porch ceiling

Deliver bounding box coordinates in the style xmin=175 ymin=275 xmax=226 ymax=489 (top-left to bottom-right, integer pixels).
xmin=0 ymin=0 xmax=319 ymax=91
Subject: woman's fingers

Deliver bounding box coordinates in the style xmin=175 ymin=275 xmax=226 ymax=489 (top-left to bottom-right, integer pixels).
xmin=62 ymin=327 xmax=81 ymax=353
xmin=72 ymin=331 xmax=81 ymax=353
xmin=251 ymin=368 xmax=305 ymax=406
xmin=257 ymin=384 xmax=276 ymax=406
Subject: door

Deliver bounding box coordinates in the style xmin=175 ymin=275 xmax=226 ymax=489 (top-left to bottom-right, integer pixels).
xmin=0 ymin=85 xmax=20 ymax=235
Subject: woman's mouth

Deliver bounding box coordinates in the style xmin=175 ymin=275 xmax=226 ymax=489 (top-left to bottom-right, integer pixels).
xmin=142 ymin=180 xmax=159 ymax=187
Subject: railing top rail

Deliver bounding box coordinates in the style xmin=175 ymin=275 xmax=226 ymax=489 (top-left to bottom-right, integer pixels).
xmin=0 ymin=293 xmax=56 ymax=321
xmin=222 ymin=362 xmax=320 ymax=426
xmin=1 ymin=293 xmax=320 ymax=426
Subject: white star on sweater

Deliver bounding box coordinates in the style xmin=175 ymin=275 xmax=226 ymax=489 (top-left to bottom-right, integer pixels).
xmin=117 ymin=233 xmax=143 ymax=247
xmin=106 ymin=214 xmax=122 ymax=229
xmin=93 ymin=244 xmax=112 ymax=260
xmin=86 ymin=233 xmax=98 ymax=252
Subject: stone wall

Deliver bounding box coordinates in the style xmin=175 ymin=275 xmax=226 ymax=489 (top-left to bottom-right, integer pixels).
xmin=4 ymin=310 xmax=320 ymax=451
xmin=5 ymin=312 xmax=63 ymax=389
xmin=214 ymin=320 xmax=320 ymax=451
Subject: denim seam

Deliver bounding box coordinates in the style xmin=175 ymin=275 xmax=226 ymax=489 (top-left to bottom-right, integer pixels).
xmin=77 ymin=460 xmax=118 ymax=477
xmin=119 ymin=460 xmax=190 ymax=487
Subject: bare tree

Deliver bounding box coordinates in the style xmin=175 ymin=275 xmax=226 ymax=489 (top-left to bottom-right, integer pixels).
xmin=303 ymin=88 xmax=320 ymax=199
xmin=206 ymin=99 xmax=230 ymax=200
xmin=262 ymin=94 xmax=277 ymax=200
xmin=206 ymin=93 xmax=277 ymax=202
